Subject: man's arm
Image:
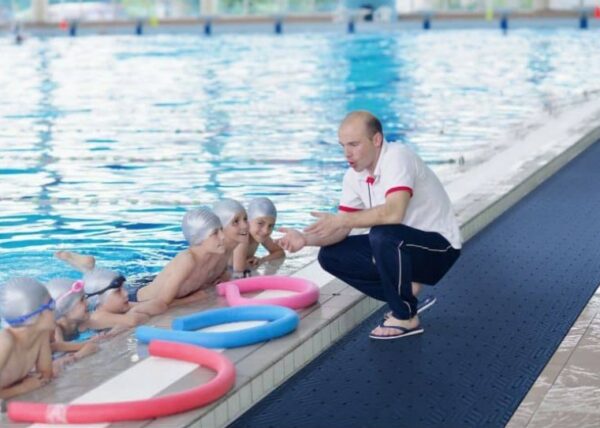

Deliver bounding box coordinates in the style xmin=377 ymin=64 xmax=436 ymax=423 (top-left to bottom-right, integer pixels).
xmin=305 ymin=191 xmax=410 ymax=239
xmin=277 ymin=226 xmax=351 ymax=253
xmin=339 ymin=191 xmax=410 ymax=228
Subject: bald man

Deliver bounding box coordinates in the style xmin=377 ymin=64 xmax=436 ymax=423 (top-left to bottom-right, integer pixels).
xmin=278 ymin=111 xmax=461 ymax=340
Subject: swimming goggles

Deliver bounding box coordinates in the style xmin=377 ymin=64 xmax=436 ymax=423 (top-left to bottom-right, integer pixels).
xmin=3 ymin=298 xmax=56 ymax=326
xmin=84 ymin=275 xmax=126 ymax=298
xmin=56 ymin=280 xmax=85 ymax=304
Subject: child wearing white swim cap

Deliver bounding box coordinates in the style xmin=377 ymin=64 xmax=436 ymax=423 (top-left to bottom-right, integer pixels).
xmin=53 ymin=207 xmax=229 ymax=318
xmin=233 ymin=197 xmax=285 ymax=275
xmin=0 ymin=278 xmax=55 ymax=398
xmin=44 ymin=278 xmax=99 ymax=364
xmin=212 ymin=198 xmax=251 ymax=278
xmin=50 ymin=260 xmax=152 ymax=331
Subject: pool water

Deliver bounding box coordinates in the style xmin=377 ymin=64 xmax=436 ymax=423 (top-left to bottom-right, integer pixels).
xmin=1 ymin=28 xmax=599 ymax=284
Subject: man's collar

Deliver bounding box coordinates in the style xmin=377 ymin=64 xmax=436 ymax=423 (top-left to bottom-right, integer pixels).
xmin=357 ymin=139 xmax=388 ymax=183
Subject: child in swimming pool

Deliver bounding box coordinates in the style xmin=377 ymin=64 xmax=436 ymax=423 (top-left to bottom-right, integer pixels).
xmin=44 ymin=278 xmax=99 ymax=363
xmin=212 ymin=198 xmax=252 ymax=279
xmin=75 ymin=268 xmax=153 ymax=330
xmin=0 ymin=278 xmax=55 ymax=398
xmin=56 ymin=207 xmax=229 ymax=316
xmin=232 ymin=197 xmax=285 ymax=275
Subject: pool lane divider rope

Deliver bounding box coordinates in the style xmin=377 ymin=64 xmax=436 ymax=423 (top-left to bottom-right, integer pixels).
xmin=136 ymin=305 xmax=300 ymax=348
xmin=217 ymin=276 xmax=320 ymax=309
xmin=7 ymin=340 xmax=235 ymax=424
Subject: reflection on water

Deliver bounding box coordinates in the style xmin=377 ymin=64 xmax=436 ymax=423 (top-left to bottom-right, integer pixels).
xmin=1 ymin=29 xmax=599 ymax=282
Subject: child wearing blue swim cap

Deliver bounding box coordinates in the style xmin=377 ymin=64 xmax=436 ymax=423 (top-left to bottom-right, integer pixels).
xmin=233 ymin=197 xmax=285 ymax=275
xmin=0 ymin=278 xmax=56 ymax=398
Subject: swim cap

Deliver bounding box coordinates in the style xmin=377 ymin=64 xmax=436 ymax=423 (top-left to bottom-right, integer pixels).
xmin=247 ymin=197 xmax=277 ymax=221
xmin=0 ymin=277 xmax=53 ymax=327
xmin=83 ymin=268 xmax=126 ymax=309
xmin=46 ymin=278 xmax=84 ymax=319
xmin=182 ymin=207 xmax=222 ymax=246
xmin=212 ymin=198 xmax=246 ymax=227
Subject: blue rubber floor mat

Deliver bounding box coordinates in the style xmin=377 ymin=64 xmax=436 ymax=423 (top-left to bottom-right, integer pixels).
xmin=230 ymin=141 xmax=600 ymax=428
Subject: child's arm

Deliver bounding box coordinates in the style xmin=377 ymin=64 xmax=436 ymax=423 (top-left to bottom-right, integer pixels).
xmin=0 ymin=332 xmax=51 ymax=399
xmin=37 ymin=333 xmax=54 ymax=380
xmin=0 ymin=373 xmax=50 ymax=399
xmin=0 ymin=330 xmax=15 ymax=372
xmin=52 ymin=340 xmax=84 ymax=353
xmin=170 ymin=265 xmax=229 ymax=307
xmin=254 ymin=237 xmax=285 ymax=266
xmin=232 ymin=241 xmax=249 ymax=273
xmin=72 ymin=342 xmax=99 ymax=361
xmin=83 ymin=310 xmax=149 ymax=330
xmin=51 ymin=340 xmax=98 ymax=356
xmin=216 ymin=268 xmax=231 ymax=283
xmin=168 ymin=288 xmax=209 ymax=307
xmin=130 ymin=299 xmax=168 ymax=317
xmin=54 ymin=325 xmax=65 ymax=342
xmin=51 ymin=340 xmax=99 ymax=375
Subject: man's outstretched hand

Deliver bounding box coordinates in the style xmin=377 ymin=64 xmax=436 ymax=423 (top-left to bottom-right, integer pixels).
xmin=304 ymin=212 xmax=340 ymax=239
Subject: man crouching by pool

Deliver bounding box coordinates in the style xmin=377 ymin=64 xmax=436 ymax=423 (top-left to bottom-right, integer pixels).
xmin=277 ymin=111 xmax=462 ymax=340
xmin=56 ymin=207 xmax=229 ymax=318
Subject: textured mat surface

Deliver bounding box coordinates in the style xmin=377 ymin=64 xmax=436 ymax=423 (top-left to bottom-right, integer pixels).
xmin=230 ymin=141 xmax=600 ymax=428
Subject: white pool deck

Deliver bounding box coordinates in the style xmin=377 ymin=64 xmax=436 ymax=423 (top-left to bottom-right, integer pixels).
xmin=1 ymin=95 xmax=600 ymax=427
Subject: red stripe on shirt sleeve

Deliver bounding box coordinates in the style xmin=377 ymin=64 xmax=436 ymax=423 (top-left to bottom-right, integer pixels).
xmin=338 ymin=205 xmax=362 ymax=213
xmin=385 ymin=186 xmax=413 ymax=197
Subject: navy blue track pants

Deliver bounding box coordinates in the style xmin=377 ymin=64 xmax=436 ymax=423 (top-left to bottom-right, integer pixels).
xmin=318 ymin=224 xmax=460 ymax=320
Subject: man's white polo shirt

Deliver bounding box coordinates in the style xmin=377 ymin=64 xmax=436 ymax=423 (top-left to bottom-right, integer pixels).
xmin=339 ymin=142 xmax=462 ymax=249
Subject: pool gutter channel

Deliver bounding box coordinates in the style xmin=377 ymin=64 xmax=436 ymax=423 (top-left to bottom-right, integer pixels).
xmin=3 ymin=99 xmax=600 ymax=428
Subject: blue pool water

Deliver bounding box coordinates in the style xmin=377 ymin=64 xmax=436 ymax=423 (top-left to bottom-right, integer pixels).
xmin=1 ymin=28 xmax=599 ymax=284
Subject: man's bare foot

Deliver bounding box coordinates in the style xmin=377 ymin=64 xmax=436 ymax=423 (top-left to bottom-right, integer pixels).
xmin=370 ymin=314 xmax=421 ymax=338
xmin=55 ymin=251 xmax=96 ymax=272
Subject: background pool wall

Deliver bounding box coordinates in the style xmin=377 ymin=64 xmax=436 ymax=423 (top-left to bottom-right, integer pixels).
xmin=3 ymin=11 xmax=600 ymax=37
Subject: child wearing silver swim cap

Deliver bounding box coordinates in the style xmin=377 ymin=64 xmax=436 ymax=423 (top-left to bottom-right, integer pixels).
xmin=45 ymin=278 xmax=99 ymax=364
xmin=234 ymin=197 xmax=285 ymax=274
xmin=182 ymin=206 xmax=223 ymax=247
xmin=52 ymin=207 xmax=229 ymax=317
xmin=0 ymin=277 xmax=55 ymax=398
xmin=212 ymin=198 xmax=250 ymax=278
xmin=79 ymin=267 xmax=151 ymax=330
xmin=126 ymin=206 xmax=227 ymax=308
xmin=51 ymin=259 xmax=152 ymax=330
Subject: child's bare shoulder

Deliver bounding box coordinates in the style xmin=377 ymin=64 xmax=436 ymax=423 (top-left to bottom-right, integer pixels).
xmin=162 ymin=249 xmax=197 ymax=271
xmin=0 ymin=329 xmax=15 ymax=348
xmin=172 ymin=249 xmax=197 ymax=264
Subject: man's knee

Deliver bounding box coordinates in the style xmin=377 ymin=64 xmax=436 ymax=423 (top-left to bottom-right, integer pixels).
xmin=317 ymin=246 xmax=337 ymax=272
xmin=369 ymin=225 xmax=405 ymax=249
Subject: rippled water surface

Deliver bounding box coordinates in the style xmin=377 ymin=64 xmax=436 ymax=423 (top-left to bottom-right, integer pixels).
xmin=1 ymin=28 xmax=599 ymax=283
